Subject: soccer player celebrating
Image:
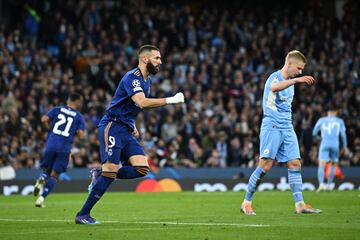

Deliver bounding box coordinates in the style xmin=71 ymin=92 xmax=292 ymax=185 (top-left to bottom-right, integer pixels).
xmin=312 ymin=106 xmax=348 ymax=192
xmin=33 ymin=93 xmax=85 ymax=207
xmin=75 ymin=45 xmax=184 ymax=224
xmin=240 ymin=50 xmax=322 ymax=215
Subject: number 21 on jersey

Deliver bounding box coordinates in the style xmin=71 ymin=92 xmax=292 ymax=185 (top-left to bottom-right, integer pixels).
xmin=53 ymin=114 xmax=74 ymax=137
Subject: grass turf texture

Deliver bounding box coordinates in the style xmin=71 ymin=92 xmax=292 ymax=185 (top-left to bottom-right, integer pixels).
xmin=0 ymin=191 xmax=359 ymax=240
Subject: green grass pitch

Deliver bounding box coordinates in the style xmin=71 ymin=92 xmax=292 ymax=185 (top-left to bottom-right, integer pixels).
xmin=0 ymin=191 xmax=359 ymax=240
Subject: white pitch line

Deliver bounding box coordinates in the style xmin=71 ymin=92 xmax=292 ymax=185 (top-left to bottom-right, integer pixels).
xmin=3 ymin=228 xmax=160 ymax=235
xmin=3 ymin=230 xmax=80 ymax=235
xmin=0 ymin=218 xmax=270 ymax=228
xmin=132 ymin=221 xmax=270 ymax=227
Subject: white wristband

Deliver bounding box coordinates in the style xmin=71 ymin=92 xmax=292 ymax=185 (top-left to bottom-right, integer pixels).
xmin=166 ymin=92 xmax=184 ymax=104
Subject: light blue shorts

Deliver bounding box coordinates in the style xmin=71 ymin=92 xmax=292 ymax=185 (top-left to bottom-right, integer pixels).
xmin=259 ymin=127 xmax=300 ymax=162
xmin=319 ymin=146 xmax=339 ymax=162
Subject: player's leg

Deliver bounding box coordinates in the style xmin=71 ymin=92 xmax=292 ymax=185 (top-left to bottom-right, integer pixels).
xmin=36 ymin=152 xmax=69 ymax=207
xmin=327 ymin=161 xmax=337 ymax=190
xmin=33 ymin=171 xmax=48 ymax=197
xmin=34 ymin=151 xmax=54 ymax=197
xmin=286 ymin=159 xmax=320 ymax=213
xmin=241 ymin=158 xmax=273 ymax=215
xmin=76 ymin=122 xmax=118 ymax=224
xmin=41 ymin=170 xmax=60 ymax=198
xmin=89 ymin=155 xmax=149 ymax=184
xmin=317 ymin=147 xmax=330 ymax=192
xmin=286 ymin=159 xmax=305 ymax=205
xmin=317 ymin=160 xmax=327 ymax=192
xmin=282 ymin=129 xmax=321 ymax=213
xmin=87 ymin=130 xmax=149 ymax=192
xmin=327 ymin=148 xmax=339 ymax=189
xmin=117 ymin=155 xmax=150 ymax=179
xmin=76 ymin=162 xmax=117 ymax=224
xmin=88 ymin=167 xmax=102 ymax=193
xmin=116 ymin=138 xmax=149 ymax=179
xmin=241 ymin=128 xmax=281 ymax=215
xmin=35 ymin=170 xmax=60 ymax=208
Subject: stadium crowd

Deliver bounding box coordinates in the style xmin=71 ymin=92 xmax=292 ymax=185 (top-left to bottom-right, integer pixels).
xmin=0 ymin=0 xmax=359 ymax=170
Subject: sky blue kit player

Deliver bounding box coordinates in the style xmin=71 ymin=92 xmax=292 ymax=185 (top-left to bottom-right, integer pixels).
xmin=241 ymin=50 xmax=322 ymax=215
xmin=312 ymin=107 xmax=348 ymax=191
xmin=33 ymin=93 xmax=85 ymax=207
xmin=75 ymin=45 xmax=184 ymax=224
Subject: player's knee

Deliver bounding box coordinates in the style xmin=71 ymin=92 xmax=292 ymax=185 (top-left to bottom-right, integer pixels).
xmin=102 ymin=171 xmax=117 ymax=179
xmin=134 ymin=166 xmax=150 ymax=176
xmin=288 ymin=159 xmax=302 ymax=170
xmin=50 ymin=171 xmax=60 ymax=180
xmin=259 ymin=158 xmax=273 ymax=172
xmin=262 ymin=164 xmax=272 ymax=172
xmin=319 ymin=161 xmax=326 ymax=167
xmin=102 ymin=162 xmax=119 ymax=173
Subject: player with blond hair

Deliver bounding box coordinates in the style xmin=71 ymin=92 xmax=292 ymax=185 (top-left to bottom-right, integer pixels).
xmin=241 ymin=50 xmax=322 ymax=215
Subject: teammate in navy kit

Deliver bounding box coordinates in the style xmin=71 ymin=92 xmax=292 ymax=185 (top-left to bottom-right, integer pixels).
xmin=240 ymin=50 xmax=322 ymax=215
xmin=33 ymin=93 xmax=85 ymax=207
xmin=312 ymin=106 xmax=348 ymax=191
xmin=75 ymin=45 xmax=184 ymax=224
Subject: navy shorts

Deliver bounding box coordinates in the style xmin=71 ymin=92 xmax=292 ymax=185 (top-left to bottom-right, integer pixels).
xmin=98 ymin=121 xmax=145 ymax=165
xmin=40 ymin=151 xmax=70 ymax=174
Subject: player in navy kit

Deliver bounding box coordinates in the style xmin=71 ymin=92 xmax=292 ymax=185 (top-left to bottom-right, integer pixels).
xmin=240 ymin=50 xmax=322 ymax=215
xmin=33 ymin=93 xmax=85 ymax=207
xmin=75 ymin=45 xmax=184 ymax=224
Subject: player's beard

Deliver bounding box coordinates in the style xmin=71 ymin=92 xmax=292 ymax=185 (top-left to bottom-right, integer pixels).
xmin=146 ymin=61 xmax=159 ymax=75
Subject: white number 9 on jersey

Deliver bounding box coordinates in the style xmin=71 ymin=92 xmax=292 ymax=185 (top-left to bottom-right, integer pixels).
xmin=109 ymin=136 xmax=116 ymax=148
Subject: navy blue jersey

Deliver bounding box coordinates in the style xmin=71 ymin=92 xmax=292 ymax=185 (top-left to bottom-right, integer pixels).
xmin=45 ymin=106 xmax=85 ymax=152
xmin=101 ymin=67 xmax=151 ymax=129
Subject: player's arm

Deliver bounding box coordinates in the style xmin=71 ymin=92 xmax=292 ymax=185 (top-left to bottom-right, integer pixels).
xmin=77 ymin=115 xmax=86 ymax=139
xmin=340 ymin=120 xmax=348 ymax=152
xmin=41 ymin=115 xmax=51 ymax=130
xmin=131 ymin=92 xmax=184 ymax=109
xmin=270 ymin=76 xmax=315 ymax=92
xmin=312 ymin=120 xmax=321 ymax=138
xmin=77 ymin=129 xmax=85 ymax=139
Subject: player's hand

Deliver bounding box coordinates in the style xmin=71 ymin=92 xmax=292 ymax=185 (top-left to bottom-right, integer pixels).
xmin=166 ymin=92 xmax=185 ymax=104
xmin=295 ymin=76 xmax=315 ymax=85
xmin=132 ymin=127 xmax=140 ymax=138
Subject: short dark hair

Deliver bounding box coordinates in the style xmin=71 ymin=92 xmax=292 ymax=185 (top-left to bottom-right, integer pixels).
xmin=68 ymin=92 xmax=83 ymax=102
xmin=138 ymin=45 xmax=160 ymax=56
xmin=327 ymin=104 xmax=338 ymax=112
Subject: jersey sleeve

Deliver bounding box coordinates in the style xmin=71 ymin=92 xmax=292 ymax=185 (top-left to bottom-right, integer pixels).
xmin=312 ymin=118 xmax=322 ymax=137
xmin=123 ymin=74 xmax=144 ymax=97
xmin=77 ymin=114 xmax=86 ymax=131
xmin=268 ymin=74 xmax=280 ymax=85
xmin=46 ymin=107 xmax=57 ymax=120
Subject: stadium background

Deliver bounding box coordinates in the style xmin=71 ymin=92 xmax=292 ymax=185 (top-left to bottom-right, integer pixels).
xmin=0 ymin=0 xmax=359 ymax=191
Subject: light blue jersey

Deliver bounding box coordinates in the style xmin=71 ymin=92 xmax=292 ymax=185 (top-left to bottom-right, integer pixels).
xmin=261 ymin=70 xmax=294 ymax=130
xmin=312 ymin=116 xmax=347 ymax=162
xmin=259 ymin=70 xmax=300 ymax=162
